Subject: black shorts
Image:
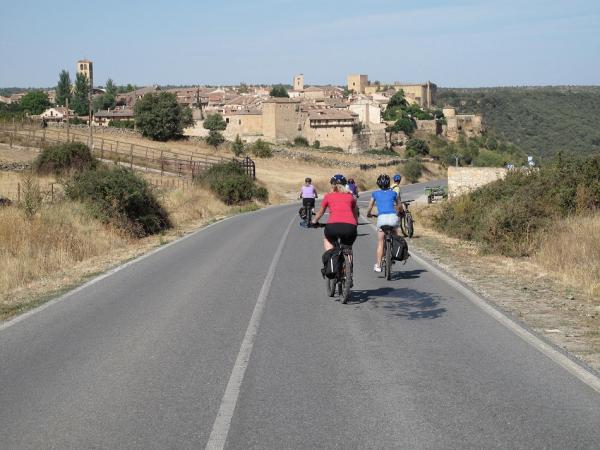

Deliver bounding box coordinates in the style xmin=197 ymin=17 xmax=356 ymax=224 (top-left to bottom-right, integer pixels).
xmin=324 ymin=223 xmax=357 ymax=246
xmin=302 ymin=198 xmax=315 ymax=208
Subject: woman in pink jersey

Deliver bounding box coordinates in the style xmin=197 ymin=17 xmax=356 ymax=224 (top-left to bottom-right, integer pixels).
xmin=312 ymin=174 xmax=358 ymax=251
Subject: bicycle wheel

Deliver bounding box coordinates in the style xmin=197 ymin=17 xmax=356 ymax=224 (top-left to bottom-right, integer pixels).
xmin=341 ymin=256 xmax=351 ymax=304
xmin=385 ymin=239 xmax=392 ymax=281
xmin=306 ymin=206 xmax=312 ymax=227
xmin=399 ymin=215 xmax=408 ymax=237
xmin=326 ymin=277 xmax=336 ymax=297
xmin=405 ymin=213 xmax=414 ymax=238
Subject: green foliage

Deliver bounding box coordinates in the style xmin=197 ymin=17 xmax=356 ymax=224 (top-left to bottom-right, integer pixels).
xmin=249 ymin=139 xmax=273 ymax=158
xmin=203 ymin=113 xmax=227 ymax=131
xmin=72 ymin=72 xmax=90 ymax=116
xmin=402 ymin=159 xmax=423 ymax=183
xmin=389 ymin=117 xmax=415 ymax=135
xmin=293 ymin=136 xmax=309 ymax=147
xmin=231 ymin=134 xmax=245 ymax=156
xmin=437 ymin=87 xmax=600 ymax=158
xmin=387 ymin=90 xmax=408 ymax=109
xmin=19 ymin=91 xmax=50 ymax=115
xmin=55 ymin=70 xmax=72 ymax=107
xmin=238 ymin=83 xmax=249 ymax=94
xmin=108 ymin=120 xmax=134 ymax=129
xmin=116 ymin=84 xmax=138 ymax=94
xmin=196 ymin=161 xmax=268 ymax=205
xmin=133 ymin=92 xmax=194 ymax=141
xmin=206 ymin=130 xmax=225 ymax=148
xmin=312 ymin=140 xmax=320 ymax=149
xmin=65 ymin=166 xmax=171 ymax=237
xmin=105 ymin=78 xmax=117 ymax=97
xmin=33 ymin=142 xmax=97 ymax=175
xmin=406 ymin=138 xmax=430 ymax=157
xmin=269 ymin=85 xmax=289 ymax=98
xmin=0 ymin=102 xmax=25 ymax=120
xmin=433 ymin=154 xmax=600 ymax=256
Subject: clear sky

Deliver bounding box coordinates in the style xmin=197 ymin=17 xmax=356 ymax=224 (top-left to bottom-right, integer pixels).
xmin=1 ymin=0 xmax=599 ymax=88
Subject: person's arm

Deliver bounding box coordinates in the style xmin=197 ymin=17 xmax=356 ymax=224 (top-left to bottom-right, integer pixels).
xmin=313 ymin=196 xmax=327 ymax=223
xmin=352 ymin=198 xmax=358 ymax=221
xmin=314 ymin=188 xmax=318 ymax=199
xmin=366 ymin=198 xmax=376 ymax=217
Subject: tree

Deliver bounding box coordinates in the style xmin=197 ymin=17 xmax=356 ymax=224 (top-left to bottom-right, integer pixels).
xmin=402 ymin=159 xmax=423 ymax=183
xmin=231 ymin=135 xmax=245 ymax=156
xmin=56 ymin=70 xmax=72 ymax=106
xmin=93 ymin=78 xmax=117 ymax=112
xmin=238 ymin=83 xmax=249 ymax=94
xmin=206 ymin=130 xmax=225 ymax=148
xmin=389 ymin=117 xmax=415 ymax=135
xmin=203 ymin=113 xmax=227 ymax=131
xmin=387 ymin=90 xmax=408 ymax=109
xmin=19 ymin=91 xmax=50 ymax=115
xmin=105 ymin=78 xmax=117 ymax=97
xmin=72 ymin=72 xmax=90 ymax=116
xmin=406 ymin=138 xmax=430 ymax=156
xmin=269 ymin=85 xmax=289 ymax=98
xmin=133 ymin=92 xmax=194 ymax=141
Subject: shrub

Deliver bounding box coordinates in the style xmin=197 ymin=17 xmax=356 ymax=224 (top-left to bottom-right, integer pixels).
xmin=433 ymin=154 xmax=600 ymax=256
xmin=34 ymin=142 xmax=97 ymax=175
xmin=196 ymin=161 xmax=269 ymax=205
xmin=250 ymin=139 xmax=273 ymax=158
xmin=402 ymin=159 xmax=423 ymax=183
xmin=65 ymin=166 xmax=171 ymax=237
xmin=20 ymin=173 xmax=42 ymax=220
xmin=206 ymin=130 xmax=225 ymax=148
xmin=364 ymin=148 xmax=398 ymax=156
xmin=231 ymin=134 xmax=245 ymax=156
xmin=406 ymin=138 xmax=430 ymax=156
xmin=293 ymin=136 xmax=309 ymax=147
xmin=108 ymin=120 xmax=135 ymax=129
xmin=389 ymin=117 xmax=415 ymax=135
xmin=312 ymin=140 xmax=320 ymax=149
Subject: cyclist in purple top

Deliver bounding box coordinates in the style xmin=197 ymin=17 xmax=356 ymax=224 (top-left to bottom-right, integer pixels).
xmin=299 ymin=177 xmax=318 ymax=216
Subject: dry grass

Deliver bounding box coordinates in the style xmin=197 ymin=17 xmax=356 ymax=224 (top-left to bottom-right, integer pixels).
xmin=535 ymin=214 xmax=600 ymax=298
xmin=0 ymin=170 xmax=61 ymax=202
xmin=0 ymin=142 xmax=39 ymax=161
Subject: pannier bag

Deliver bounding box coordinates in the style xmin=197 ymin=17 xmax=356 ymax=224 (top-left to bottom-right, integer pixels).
xmin=391 ymin=235 xmax=410 ymax=262
xmin=321 ymin=248 xmax=343 ymax=279
xmin=299 ymin=207 xmax=307 ymax=221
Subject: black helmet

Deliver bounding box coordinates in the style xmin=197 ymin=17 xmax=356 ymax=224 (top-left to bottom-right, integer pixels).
xmin=305 ymin=177 xmax=311 ymax=183
xmin=376 ymin=174 xmax=391 ymax=189
xmin=330 ymin=174 xmax=347 ymax=185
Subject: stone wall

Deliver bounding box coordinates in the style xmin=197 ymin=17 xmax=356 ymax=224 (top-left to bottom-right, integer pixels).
xmin=447 ymin=166 xmax=507 ymax=198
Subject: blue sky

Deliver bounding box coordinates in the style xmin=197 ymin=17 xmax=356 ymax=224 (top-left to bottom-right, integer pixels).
xmin=1 ymin=0 xmax=599 ymax=87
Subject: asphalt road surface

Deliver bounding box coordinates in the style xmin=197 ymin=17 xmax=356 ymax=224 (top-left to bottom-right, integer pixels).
xmin=1 ymin=180 xmax=599 ymax=449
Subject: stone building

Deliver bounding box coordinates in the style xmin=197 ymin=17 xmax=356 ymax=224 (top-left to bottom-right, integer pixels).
xmin=293 ymin=74 xmax=304 ymax=91
xmin=347 ymin=74 xmax=368 ymax=94
xmin=76 ymin=59 xmax=93 ymax=81
xmin=262 ymin=98 xmax=306 ymax=143
xmin=442 ymin=107 xmax=484 ymax=141
xmin=304 ymin=109 xmax=357 ymax=149
xmin=223 ymin=109 xmax=263 ymax=141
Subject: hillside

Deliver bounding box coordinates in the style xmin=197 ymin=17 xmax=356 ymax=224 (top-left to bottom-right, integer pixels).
xmin=437 ymin=87 xmax=600 ymax=159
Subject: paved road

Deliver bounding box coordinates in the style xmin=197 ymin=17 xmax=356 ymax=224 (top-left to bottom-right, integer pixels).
xmin=1 ymin=180 xmax=599 ymax=449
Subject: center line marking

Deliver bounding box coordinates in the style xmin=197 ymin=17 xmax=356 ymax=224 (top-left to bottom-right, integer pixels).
xmin=205 ymin=215 xmax=295 ymax=450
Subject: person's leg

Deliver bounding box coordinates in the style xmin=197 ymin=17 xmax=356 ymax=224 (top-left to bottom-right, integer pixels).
xmin=376 ymin=230 xmax=384 ymax=266
xmin=323 ymin=237 xmax=334 ymax=251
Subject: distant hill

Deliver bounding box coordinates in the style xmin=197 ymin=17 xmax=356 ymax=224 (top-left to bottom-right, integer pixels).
xmin=437 ymin=87 xmax=600 ymax=159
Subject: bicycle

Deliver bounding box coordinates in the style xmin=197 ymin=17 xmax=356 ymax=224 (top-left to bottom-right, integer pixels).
xmin=299 ymin=198 xmax=314 ymax=228
xmin=367 ymin=213 xmax=395 ymax=281
xmin=325 ymin=240 xmax=353 ymax=304
xmin=399 ymin=200 xmax=414 ymax=238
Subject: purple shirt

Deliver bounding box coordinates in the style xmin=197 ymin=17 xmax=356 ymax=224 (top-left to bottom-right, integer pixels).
xmin=301 ymin=185 xmax=316 ymax=198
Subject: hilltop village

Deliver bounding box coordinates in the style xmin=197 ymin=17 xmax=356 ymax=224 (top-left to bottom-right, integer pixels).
xmin=0 ymin=60 xmax=483 ymax=153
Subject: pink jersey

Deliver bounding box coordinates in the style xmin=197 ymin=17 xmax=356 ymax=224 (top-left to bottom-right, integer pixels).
xmin=321 ymin=192 xmax=357 ymax=225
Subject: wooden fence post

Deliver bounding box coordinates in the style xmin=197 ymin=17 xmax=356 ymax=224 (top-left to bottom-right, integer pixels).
xmin=17 ymin=182 xmax=20 ymax=204
xmin=130 ymin=144 xmax=134 ymax=169
xmin=160 ymin=151 xmax=164 ymax=176
xmin=145 ymin=147 xmax=148 ymax=172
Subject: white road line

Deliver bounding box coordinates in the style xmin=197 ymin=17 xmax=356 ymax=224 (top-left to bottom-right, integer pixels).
xmin=205 ymin=216 xmax=295 ymax=450
xmin=361 ymin=216 xmax=600 ymax=395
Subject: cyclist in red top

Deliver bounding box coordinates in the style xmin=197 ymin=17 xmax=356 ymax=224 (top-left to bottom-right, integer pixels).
xmin=312 ymin=174 xmax=358 ymax=252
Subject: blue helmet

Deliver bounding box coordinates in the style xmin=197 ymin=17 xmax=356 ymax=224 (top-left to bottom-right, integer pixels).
xmin=393 ymin=174 xmax=401 ymax=182
xmin=330 ymin=174 xmax=347 ymax=185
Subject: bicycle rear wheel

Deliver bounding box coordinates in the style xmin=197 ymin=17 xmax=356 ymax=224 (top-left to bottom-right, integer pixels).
xmin=400 ymin=215 xmax=408 ymax=237
xmin=405 ymin=213 xmax=414 ymax=238
xmin=341 ymin=256 xmax=351 ymax=304
xmin=385 ymin=239 xmax=392 ymax=280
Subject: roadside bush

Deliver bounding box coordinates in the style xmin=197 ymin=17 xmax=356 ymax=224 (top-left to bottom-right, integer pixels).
xmin=402 ymin=158 xmax=423 ymax=183
xmin=406 ymin=138 xmax=430 ymax=156
xmin=65 ymin=166 xmax=171 ymax=237
xmin=364 ymin=148 xmax=398 ymax=156
xmin=34 ymin=142 xmax=97 ymax=175
xmin=433 ymin=154 xmax=600 ymax=256
xmin=312 ymin=140 xmax=320 ymax=149
xmin=293 ymin=136 xmax=309 ymax=147
xmin=108 ymin=120 xmax=135 ymax=129
xmin=196 ymin=161 xmax=269 ymax=205
xmin=249 ymin=139 xmax=273 ymax=158
xmin=231 ymin=135 xmax=245 ymax=156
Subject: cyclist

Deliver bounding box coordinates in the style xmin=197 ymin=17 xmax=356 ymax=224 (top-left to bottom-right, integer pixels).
xmin=299 ymin=177 xmax=318 ymax=222
xmin=347 ymin=178 xmax=359 ymax=199
xmin=366 ymin=174 xmax=400 ymax=272
xmin=391 ymin=173 xmax=404 ymax=217
xmin=312 ymin=174 xmax=358 ymax=258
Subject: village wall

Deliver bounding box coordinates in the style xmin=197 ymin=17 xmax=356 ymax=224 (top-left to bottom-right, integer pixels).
xmin=447 ymin=166 xmax=507 ymax=198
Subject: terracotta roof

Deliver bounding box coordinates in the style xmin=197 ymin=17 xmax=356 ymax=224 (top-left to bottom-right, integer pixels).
xmin=308 ymin=110 xmax=356 ymax=121
xmin=95 ymin=108 xmax=134 ymax=118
